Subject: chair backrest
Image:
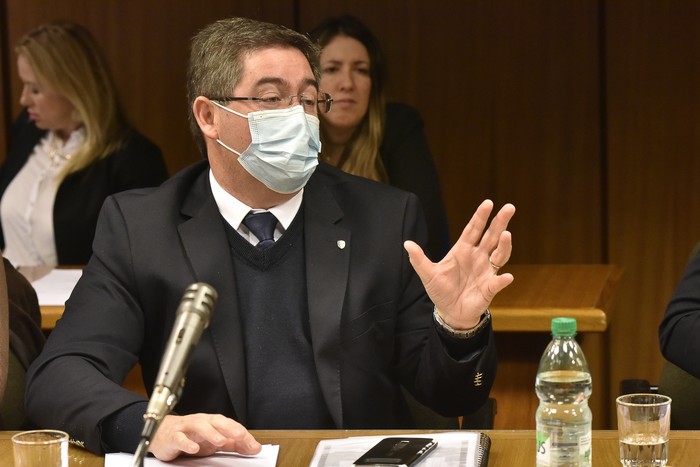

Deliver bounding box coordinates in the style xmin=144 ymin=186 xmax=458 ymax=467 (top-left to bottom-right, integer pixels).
xmin=0 ymin=257 xmax=44 ymax=429
xmin=402 ymin=387 xmax=460 ymax=429
xmin=658 ymin=361 xmax=700 ymax=430
xmin=0 ymin=350 xmax=28 ymax=429
xmin=401 ymin=386 xmax=496 ymax=429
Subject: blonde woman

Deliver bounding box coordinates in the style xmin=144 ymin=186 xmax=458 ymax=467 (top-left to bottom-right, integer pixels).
xmin=311 ymin=15 xmax=449 ymax=260
xmin=0 ymin=22 xmax=168 ymax=267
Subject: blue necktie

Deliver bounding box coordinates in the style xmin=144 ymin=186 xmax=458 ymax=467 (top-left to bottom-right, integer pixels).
xmin=243 ymin=211 xmax=277 ymax=250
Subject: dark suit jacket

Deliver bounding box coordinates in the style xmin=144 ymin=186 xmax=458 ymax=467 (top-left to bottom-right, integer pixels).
xmin=0 ymin=111 xmax=169 ymax=265
xmin=381 ymin=103 xmax=450 ymax=261
xmin=26 ymin=161 xmax=496 ymax=454
xmin=660 ymin=247 xmax=700 ymax=378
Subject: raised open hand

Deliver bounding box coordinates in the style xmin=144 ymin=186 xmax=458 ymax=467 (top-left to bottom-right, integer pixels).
xmin=404 ymin=200 xmax=515 ymax=330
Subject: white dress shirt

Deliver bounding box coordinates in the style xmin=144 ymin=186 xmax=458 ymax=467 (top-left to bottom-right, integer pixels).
xmin=209 ymin=170 xmax=303 ymax=246
xmin=1 ymin=129 xmax=85 ymax=267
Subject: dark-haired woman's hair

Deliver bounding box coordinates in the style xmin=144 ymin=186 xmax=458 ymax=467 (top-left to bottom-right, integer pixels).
xmin=310 ymin=15 xmax=388 ymax=182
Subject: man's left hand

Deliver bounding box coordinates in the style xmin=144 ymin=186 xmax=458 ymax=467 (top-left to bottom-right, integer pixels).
xmin=404 ymin=199 xmax=515 ymax=330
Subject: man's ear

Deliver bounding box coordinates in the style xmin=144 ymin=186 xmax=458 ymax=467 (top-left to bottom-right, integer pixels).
xmin=192 ymin=97 xmax=219 ymax=140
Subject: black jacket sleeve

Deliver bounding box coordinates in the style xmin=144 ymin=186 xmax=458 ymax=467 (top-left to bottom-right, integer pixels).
xmin=659 ymin=247 xmax=700 ymax=378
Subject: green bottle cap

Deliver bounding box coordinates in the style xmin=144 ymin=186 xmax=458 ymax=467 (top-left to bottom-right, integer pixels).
xmin=551 ymin=317 xmax=577 ymax=336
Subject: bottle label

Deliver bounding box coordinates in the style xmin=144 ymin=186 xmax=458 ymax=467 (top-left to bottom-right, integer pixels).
xmin=536 ymin=428 xmax=592 ymax=466
xmin=536 ymin=430 xmax=552 ymax=466
xmin=579 ymin=431 xmax=592 ymax=464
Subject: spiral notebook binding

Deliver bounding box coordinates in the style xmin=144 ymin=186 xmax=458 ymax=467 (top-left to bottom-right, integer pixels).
xmin=476 ymin=432 xmax=492 ymax=467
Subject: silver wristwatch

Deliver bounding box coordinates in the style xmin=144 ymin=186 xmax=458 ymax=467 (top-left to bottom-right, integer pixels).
xmin=433 ymin=308 xmax=491 ymax=339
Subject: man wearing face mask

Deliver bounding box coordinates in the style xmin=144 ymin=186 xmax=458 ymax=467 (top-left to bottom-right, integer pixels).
xmin=25 ymin=17 xmax=515 ymax=461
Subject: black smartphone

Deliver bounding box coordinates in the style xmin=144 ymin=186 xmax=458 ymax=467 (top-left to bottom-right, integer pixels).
xmin=353 ymin=437 xmax=438 ymax=466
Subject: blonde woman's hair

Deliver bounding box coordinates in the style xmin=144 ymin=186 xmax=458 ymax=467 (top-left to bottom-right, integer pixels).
xmin=16 ymin=22 xmax=129 ymax=182
xmin=310 ymin=15 xmax=388 ymax=183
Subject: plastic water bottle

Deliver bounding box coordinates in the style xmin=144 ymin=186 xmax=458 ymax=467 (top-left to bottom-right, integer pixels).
xmin=535 ymin=317 xmax=592 ymax=466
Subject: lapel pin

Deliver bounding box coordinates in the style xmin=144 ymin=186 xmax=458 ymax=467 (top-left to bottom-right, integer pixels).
xmin=337 ymin=240 xmax=346 ymax=249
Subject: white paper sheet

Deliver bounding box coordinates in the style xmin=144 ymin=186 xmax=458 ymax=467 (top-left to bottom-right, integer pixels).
xmin=105 ymin=445 xmax=279 ymax=467
xmin=309 ymin=432 xmax=484 ymax=467
xmin=29 ymin=268 xmax=82 ymax=306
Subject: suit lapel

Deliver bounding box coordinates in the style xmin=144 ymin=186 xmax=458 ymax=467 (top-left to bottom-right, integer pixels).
xmin=304 ymin=175 xmax=349 ymax=427
xmin=177 ymin=173 xmax=248 ymax=424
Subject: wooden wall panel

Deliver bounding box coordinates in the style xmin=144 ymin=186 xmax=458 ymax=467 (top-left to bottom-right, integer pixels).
xmin=605 ymin=0 xmax=700 ymax=422
xmin=299 ymin=0 xmax=603 ymax=265
xmin=3 ymin=0 xmax=296 ymax=174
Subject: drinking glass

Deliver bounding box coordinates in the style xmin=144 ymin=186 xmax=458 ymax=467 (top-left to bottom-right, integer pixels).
xmin=12 ymin=429 xmax=69 ymax=467
xmin=616 ymin=393 xmax=671 ymax=467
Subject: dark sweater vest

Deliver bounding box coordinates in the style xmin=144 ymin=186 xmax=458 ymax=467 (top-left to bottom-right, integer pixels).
xmin=224 ymin=208 xmax=334 ymax=429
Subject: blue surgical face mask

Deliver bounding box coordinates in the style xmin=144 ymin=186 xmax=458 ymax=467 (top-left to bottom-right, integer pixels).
xmin=213 ymin=102 xmax=321 ymax=194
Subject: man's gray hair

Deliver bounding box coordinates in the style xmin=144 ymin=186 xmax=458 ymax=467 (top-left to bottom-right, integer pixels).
xmin=187 ymin=17 xmax=321 ymax=156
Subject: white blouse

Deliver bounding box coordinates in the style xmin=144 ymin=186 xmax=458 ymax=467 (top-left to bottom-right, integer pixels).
xmin=1 ymin=129 xmax=85 ymax=267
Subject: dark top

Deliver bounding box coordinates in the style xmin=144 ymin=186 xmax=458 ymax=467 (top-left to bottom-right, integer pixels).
xmin=26 ymin=161 xmax=496 ymax=454
xmin=0 ymin=110 xmax=169 ymax=265
xmin=381 ymin=103 xmax=450 ymax=260
xmin=659 ymin=247 xmax=700 ymax=378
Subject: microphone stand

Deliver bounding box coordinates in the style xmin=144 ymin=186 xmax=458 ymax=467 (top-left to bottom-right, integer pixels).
xmin=131 ymin=438 xmax=150 ymax=467
xmin=130 ymin=383 xmax=183 ymax=467
xmin=128 ymin=282 xmax=216 ymax=467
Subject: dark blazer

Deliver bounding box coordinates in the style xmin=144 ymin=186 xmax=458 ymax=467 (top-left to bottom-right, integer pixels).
xmin=0 ymin=111 xmax=169 ymax=265
xmin=381 ymin=103 xmax=450 ymax=261
xmin=660 ymin=247 xmax=700 ymax=378
xmin=26 ymin=161 xmax=496 ymax=454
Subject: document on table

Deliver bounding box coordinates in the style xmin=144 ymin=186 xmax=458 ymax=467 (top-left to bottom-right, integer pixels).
xmin=30 ymin=268 xmax=82 ymax=306
xmin=309 ymin=431 xmax=490 ymax=467
xmin=104 ymin=444 xmax=279 ymax=466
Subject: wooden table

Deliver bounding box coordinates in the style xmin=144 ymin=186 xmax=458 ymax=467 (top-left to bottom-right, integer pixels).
xmin=488 ymin=264 xmax=622 ymax=430
xmin=18 ymin=265 xmax=79 ymax=331
xmin=38 ymin=304 xmax=64 ymax=331
xmin=2 ymin=430 xmax=697 ymax=466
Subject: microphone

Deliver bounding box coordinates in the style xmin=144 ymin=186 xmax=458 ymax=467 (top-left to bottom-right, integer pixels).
xmin=131 ymin=282 xmax=217 ymax=467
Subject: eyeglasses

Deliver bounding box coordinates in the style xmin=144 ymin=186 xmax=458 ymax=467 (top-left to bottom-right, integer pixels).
xmin=210 ymin=91 xmax=333 ymax=114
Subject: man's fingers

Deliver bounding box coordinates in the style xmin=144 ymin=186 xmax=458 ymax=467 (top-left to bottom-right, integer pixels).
xmin=488 ymin=272 xmax=515 ymax=298
xmin=211 ymin=416 xmax=262 ymax=455
xmin=173 ymin=431 xmax=200 ymax=455
xmin=404 ymin=240 xmax=431 ymax=279
xmin=151 ymin=430 xmax=199 ymax=461
xmin=458 ymin=199 xmax=495 ymax=246
xmin=488 ymin=230 xmax=513 ymax=271
xmin=479 ymin=203 xmax=516 ymax=252
xmin=150 ymin=414 xmax=261 ymax=461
